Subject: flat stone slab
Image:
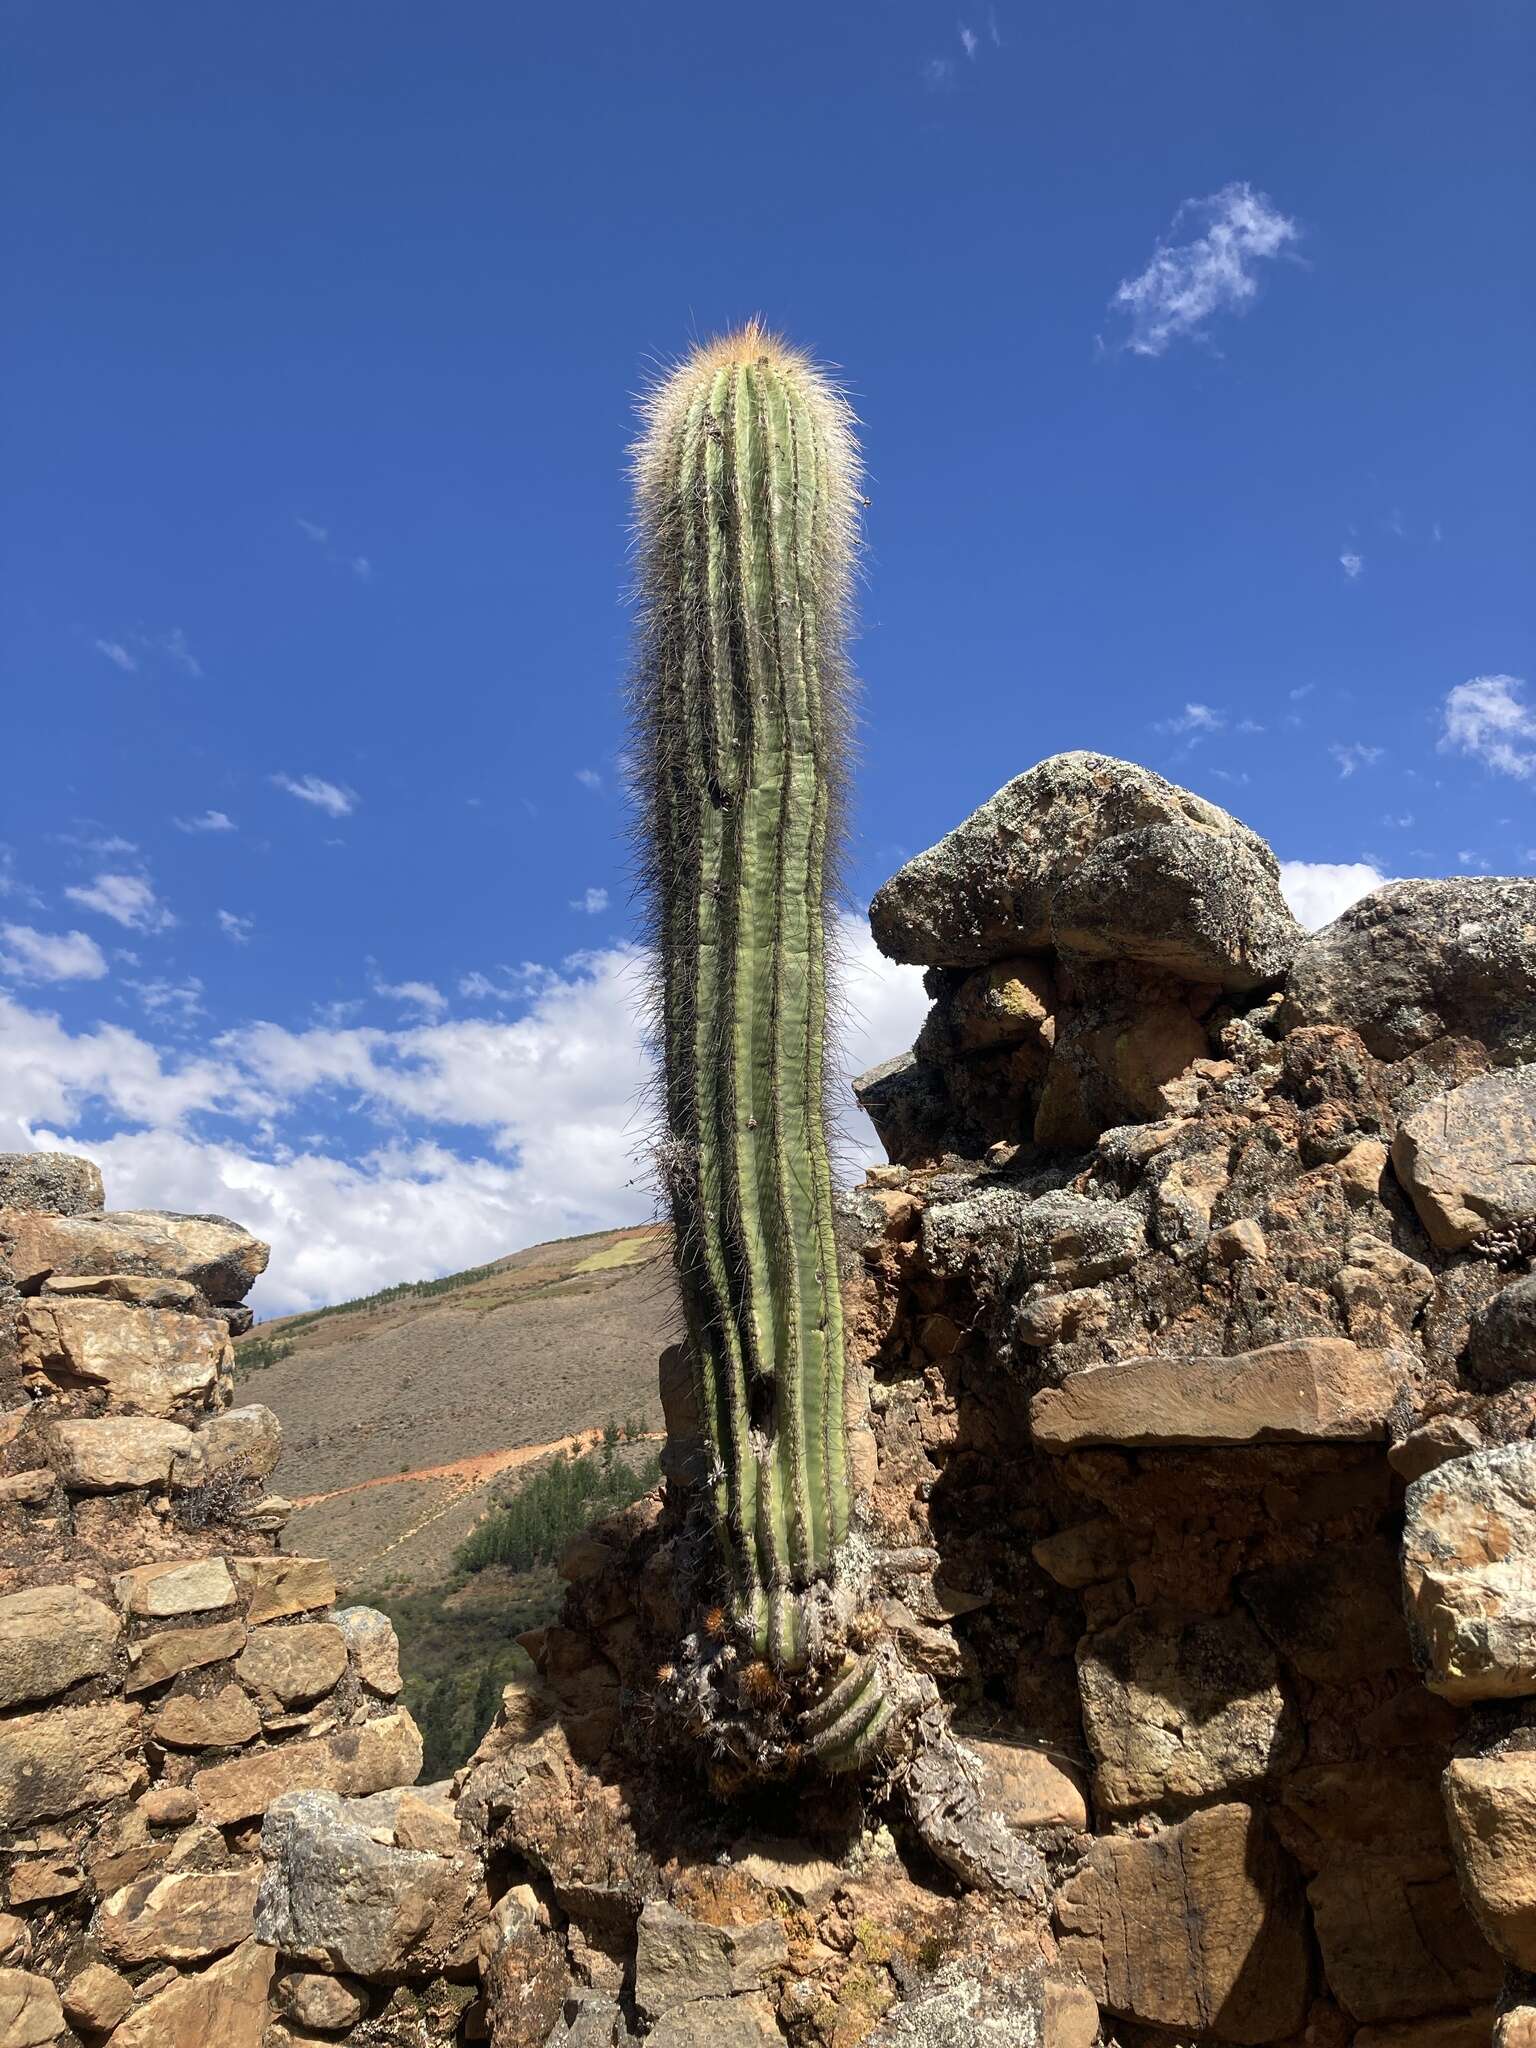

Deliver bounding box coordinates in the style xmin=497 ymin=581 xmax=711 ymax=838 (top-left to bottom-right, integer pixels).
xmin=1030 ymin=1337 xmax=1409 ymax=1450
xmin=1393 ymin=1066 xmax=1536 ymax=1250
xmin=1403 ymin=1442 xmax=1536 ymax=1700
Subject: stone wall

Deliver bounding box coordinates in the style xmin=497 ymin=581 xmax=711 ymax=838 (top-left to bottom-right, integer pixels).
xmin=6 ymin=749 xmax=1536 ymax=2048
xmin=0 ymin=1164 xmax=437 ymax=2046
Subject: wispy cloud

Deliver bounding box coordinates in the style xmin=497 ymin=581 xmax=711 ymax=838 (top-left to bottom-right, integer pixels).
xmin=272 ymin=773 xmax=357 ymax=819
xmin=93 ymin=630 xmax=201 ymax=678
xmin=297 ymin=516 xmax=375 ymax=584
xmin=296 ymin=517 xmax=330 ymax=545
xmin=130 ymin=976 xmax=205 ymax=1023
xmin=570 ymin=887 xmax=609 ymax=915
xmin=178 ymin=810 xmax=236 ymax=834
xmin=923 ymin=55 xmax=956 ymax=88
xmin=1109 ymin=181 xmax=1299 ymax=358
xmin=217 ymin=909 xmax=254 ymax=945
xmin=1440 ymin=674 xmax=1536 ymax=779
xmin=1156 ymin=702 xmax=1226 ymax=737
xmin=0 ymin=925 xmax=109 ymax=983
xmin=1329 ymin=742 xmax=1384 ymax=778
xmin=1339 ymin=552 xmax=1363 ymax=580
xmin=959 ymin=22 xmax=978 ymax=57
xmin=351 ymin=556 xmax=372 ymax=582
xmin=64 ymin=873 xmax=176 ymax=933
xmin=374 ymin=977 xmax=448 ymax=1017
xmin=574 ymin=767 xmax=603 ymax=793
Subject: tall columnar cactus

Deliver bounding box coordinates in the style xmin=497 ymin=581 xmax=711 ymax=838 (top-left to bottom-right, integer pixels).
xmin=632 ymin=325 xmax=877 ymax=1739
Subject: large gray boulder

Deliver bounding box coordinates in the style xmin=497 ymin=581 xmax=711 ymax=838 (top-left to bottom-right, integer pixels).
xmin=869 ymin=753 xmax=1296 ymax=987
xmin=1279 ymin=877 xmax=1536 ymax=1062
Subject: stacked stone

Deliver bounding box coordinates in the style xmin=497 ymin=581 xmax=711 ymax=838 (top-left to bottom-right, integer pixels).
xmin=431 ymin=756 xmax=1536 ymax=2047
xmin=0 ymin=1158 xmax=427 ymax=2048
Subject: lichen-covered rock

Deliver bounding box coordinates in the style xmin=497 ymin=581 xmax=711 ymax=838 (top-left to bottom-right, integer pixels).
xmin=115 ymin=1556 xmax=238 ymax=1616
xmin=334 ymin=1606 xmax=403 ymax=1696
xmin=1077 ymin=1607 xmax=1301 ymax=1813
xmin=1393 ymin=1066 xmax=1536 ymax=1250
xmin=0 ymin=1584 xmax=120 ymax=1709
xmin=1402 ymin=1442 xmax=1536 ymax=1699
xmin=1055 ymin=1802 xmax=1309 ymax=2044
xmin=1051 ymin=821 xmax=1299 ymax=990
xmin=1444 ymin=1751 xmax=1536 ymax=1968
xmin=0 ymin=1152 xmax=103 ymax=1215
xmin=1280 ymin=877 xmax=1536 ymax=1063
xmin=870 ymin=753 xmax=1281 ymax=969
xmin=194 ymin=1403 xmax=283 ymax=1480
xmin=256 ymin=1786 xmax=485 ymax=1978
xmin=45 ymin=1416 xmax=203 ymax=1491
xmin=1031 ymin=1338 xmax=1409 ymax=1449
xmin=865 ymin=1961 xmax=1051 ymax=2047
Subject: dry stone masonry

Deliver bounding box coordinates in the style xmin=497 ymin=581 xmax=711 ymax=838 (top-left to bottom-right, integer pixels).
xmin=5 ymin=748 xmax=1536 ymax=2047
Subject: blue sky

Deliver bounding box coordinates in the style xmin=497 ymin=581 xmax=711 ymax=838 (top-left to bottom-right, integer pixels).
xmin=2 ymin=2 xmax=1531 ymax=1309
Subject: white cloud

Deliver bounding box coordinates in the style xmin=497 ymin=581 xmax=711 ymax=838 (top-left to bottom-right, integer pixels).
xmin=959 ymin=23 xmax=978 ymax=57
xmin=179 ymin=810 xmax=236 ymax=834
xmin=159 ymin=628 xmax=202 ymax=678
xmin=0 ymin=925 xmax=109 ymax=983
xmin=1340 ymin=552 xmax=1363 ymax=579
xmin=93 ymin=639 xmax=138 ymax=673
xmin=1278 ymin=860 xmax=1391 ymax=931
xmin=374 ymin=978 xmax=447 ymax=1017
xmin=218 ymin=910 xmax=254 ymax=945
xmin=351 ymin=556 xmax=372 ymax=582
xmin=574 ymin=768 xmax=603 ymax=793
xmin=1110 ymin=181 xmax=1299 ymax=357
xmin=272 ymin=773 xmax=357 ymax=818
xmin=924 ymin=56 xmax=956 ymax=88
xmin=64 ymin=873 xmax=176 ymax=932
xmin=1440 ymin=674 xmax=1536 ymax=780
xmin=296 ymin=517 xmax=329 ymax=544
xmin=0 ymin=915 xmax=928 ymax=1314
xmin=1156 ymin=702 xmax=1225 ymax=736
xmin=1329 ymin=742 xmax=1383 ymax=778
xmin=571 ymin=887 xmax=609 ymax=915
xmin=129 ymin=977 xmax=205 ymax=1022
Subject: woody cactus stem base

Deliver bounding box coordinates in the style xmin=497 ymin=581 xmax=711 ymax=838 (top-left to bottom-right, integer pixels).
xmin=633 ymin=325 xmax=857 ymax=1679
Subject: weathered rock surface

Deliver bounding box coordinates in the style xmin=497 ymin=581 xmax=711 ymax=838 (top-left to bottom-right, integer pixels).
xmin=1031 ymin=1337 xmax=1408 ymax=1448
xmin=231 ymin=1554 xmax=336 ymax=1623
xmin=1393 ymin=1066 xmax=1536 ymax=1249
xmin=45 ymin=1416 xmax=202 ymax=1491
xmin=256 ymin=1786 xmax=483 ymax=1977
xmin=1055 ymin=1802 xmax=1310 ymax=2043
xmin=94 ymin=1866 xmax=262 ymax=1964
xmin=115 ymin=1555 xmax=237 ymax=1616
xmin=334 ymin=1607 xmax=402 ymax=1696
xmin=195 ymin=1402 xmax=282 ymax=1480
xmin=105 ymin=1936 xmax=274 ymax=2048
xmin=1077 ymin=1607 xmax=1299 ymax=1813
xmin=1402 ymin=1443 xmax=1536 ymax=1698
xmin=0 ymin=1584 xmax=120 ymax=1708
xmin=151 ymin=1684 xmax=262 ymax=1749
xmin=1280 ymin=877 xmax=1536 ymax=1062
xmin=125 ymin=1618 xmax=247 ymax=1693
xmin=0 ymin=1702 xmax=144 ymax=1825
xmin=870 ymin=752 xmax=1283 ymax=969
xmin=962 ymin=1734 xmax=1089 ymax=1829
xmin=194 ymin=1708 xmax=422 ymax=1825
xmin=1444 ymin=1751 xmax=1536 ymax=1968
xmin=236 ymin=1622 xmax=347 ymax=1705
xmin=0 ymin=1152 xmax=103 ymax=1216
xmin=59 ymin=1961 xmax=132 ymax=2034
xmin=274 ymin=1967 xmax=368 ymax=2030
xmin=1464 ymin=1272 xmax=1536 ymax=1387
xmin=0 ymin=1205 xmax=268 ymax=1302
xmin=0 ymin=1968 xmax=65 ymax=2048
xmin=16 ymin=1300 xmax=228 ymax=1415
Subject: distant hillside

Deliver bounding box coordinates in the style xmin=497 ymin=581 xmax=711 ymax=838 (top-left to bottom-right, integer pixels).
xmin=236 ymin=1221 xmax=677 ymax=1589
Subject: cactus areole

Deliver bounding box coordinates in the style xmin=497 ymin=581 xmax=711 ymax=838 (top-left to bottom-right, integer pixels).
xmin=632 ymin=325 xmax=865 ymax=1696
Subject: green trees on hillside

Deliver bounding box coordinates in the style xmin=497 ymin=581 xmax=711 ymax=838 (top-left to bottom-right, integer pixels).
xmin=454 ymin=1438 xmax=660 ymax=1576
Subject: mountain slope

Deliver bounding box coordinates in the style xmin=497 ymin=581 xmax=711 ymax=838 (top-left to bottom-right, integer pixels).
xmin=236 ymin=1221 xmax=677 ymax=1587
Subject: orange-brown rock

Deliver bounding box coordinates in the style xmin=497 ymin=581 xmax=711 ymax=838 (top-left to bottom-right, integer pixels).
xmin=1444 ymin=1751 xmax=1536 ymax=1967
xmin=94 ymin=1866 xmax=261 ymax=1965
xmin=1054 ymin=1802 xmax=1309 ymax=2044
xmin=105 ymin=1936 xmax=274 ymax=2048
xmin=193 ymin=1709 xmax=421 ymax=1826
xmin=15 ymin=1300 xmax=229 ymax=1416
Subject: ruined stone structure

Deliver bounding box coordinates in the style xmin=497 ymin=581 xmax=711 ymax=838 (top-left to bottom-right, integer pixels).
xmin=4 ymin=751 xmax=1536 ymax=2047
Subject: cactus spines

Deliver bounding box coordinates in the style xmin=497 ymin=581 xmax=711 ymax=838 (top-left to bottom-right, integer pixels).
xmin=632 ymin=324 xmax=857 ymax=1680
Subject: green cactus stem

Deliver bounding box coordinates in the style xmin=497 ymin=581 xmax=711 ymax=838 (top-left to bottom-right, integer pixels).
xmin=632 ymin=324 xmax=857 ymax=1676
